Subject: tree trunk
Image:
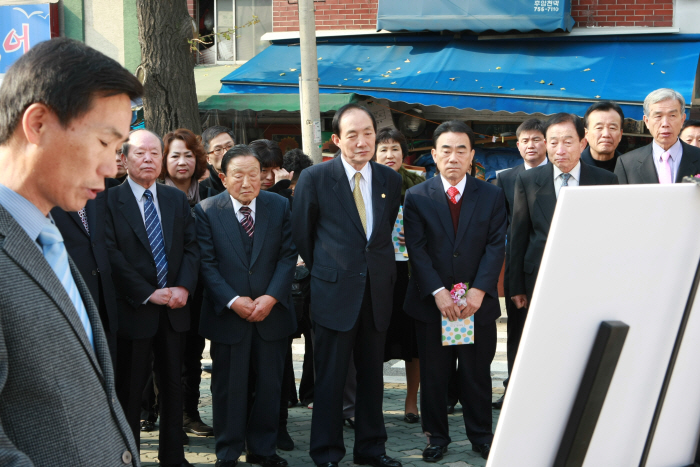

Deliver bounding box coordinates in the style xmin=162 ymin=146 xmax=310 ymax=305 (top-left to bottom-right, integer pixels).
xmin=137 ymin=0 xmax=201 ymax=136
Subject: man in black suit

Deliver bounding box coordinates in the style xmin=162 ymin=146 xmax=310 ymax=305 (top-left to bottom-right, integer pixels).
xmin=196 ymin=145 xmax=297 ymax=467
xmin=105 ymin=129 xmax=200 ymax=467
xmin=292 ymin=104 xmax=402 ymax=467
xmin=615 ymin=88 xmax=700 ymax=183
xmin=404 ymin=121 xmax=506 ymax=462
xmin=200 ymin=126 xmax=236 ymax=194
xmin=51 ymin=191 xmax=119 ymax=365
xmin=510 ymin=113 xmax=618 ymax=309
xmin=493 ymin=118 xmax=547 ymax=410
xmin=581 ymin=101 xmax=624 ymax=172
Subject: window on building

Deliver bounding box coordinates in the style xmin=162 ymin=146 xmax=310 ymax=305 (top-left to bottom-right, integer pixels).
xmin=215 ymin=0 xmax=272 ymax=63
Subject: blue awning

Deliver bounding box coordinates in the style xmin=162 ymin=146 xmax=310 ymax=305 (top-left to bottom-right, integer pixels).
xmin=219 ymin=37 xmax=700 ymax=120
xmin=377 ymin=0 xmax=574 ymax=33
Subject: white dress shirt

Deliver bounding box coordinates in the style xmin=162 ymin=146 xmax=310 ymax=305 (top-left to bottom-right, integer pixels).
xmin=127 ymin=177 xmax=163 ymax=226
xmin=341 ymin=156 xmax=373 ymax=240
xmin=524 ymin=157 xmax=549 ymax=170
xmin=227 ymin=196 xmax=258 ymax=309
xmin=553 ymin=161 xmax=581 ymax=199
xmin=652 ymin=138 xmax=683 ymax=183
xmin=432 ymin=174 xmax=468 ymax=296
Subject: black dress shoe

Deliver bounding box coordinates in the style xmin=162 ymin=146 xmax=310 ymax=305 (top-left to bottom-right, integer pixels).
xmin=422 ymin=444 xmax=447 ymax=463
xmin=140 ymin=420 xmax=156 ymax=432
xmin=245 ymin=452 xmax=288 ymax=467
xmin=446 ymin=405 xmax=455 ymax=414
xmin=183 ymin=414 xmax=214 ymax=436
xmin=214 ymin=460 xmax=238 ymax=467
xmin=492 ymin=395 xmax=504 ymax=409
xmin=472 ymin=443 xmax=491 ymax=459
xmin=403 ymin=412 xmax=420 ymax=424
xmin=315 ymin=463 xmax=338 ymax=467
xmin=353 ymin=454 xmax=402 ymax=467
xmin=160 ymin=462 xmax=195 ymax=467
xmin=344 ymin=417 xmax=355 ymax=429
xmin=276 ymin=425 xmax=294 ymax=451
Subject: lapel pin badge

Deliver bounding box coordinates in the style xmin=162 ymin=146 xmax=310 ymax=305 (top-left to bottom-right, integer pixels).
xmin=381 ymin=193 xmax=386 ymax=198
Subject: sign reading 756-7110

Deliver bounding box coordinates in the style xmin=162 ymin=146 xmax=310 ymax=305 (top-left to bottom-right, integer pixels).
xmin=0 ymin=4 xmax=50 ymax=74
xmin=534 ymin=0 xmax=560 ymax=12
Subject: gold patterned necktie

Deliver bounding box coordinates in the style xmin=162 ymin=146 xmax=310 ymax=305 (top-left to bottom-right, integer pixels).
xmin=353 ymin=172 xmax=367 ymax=234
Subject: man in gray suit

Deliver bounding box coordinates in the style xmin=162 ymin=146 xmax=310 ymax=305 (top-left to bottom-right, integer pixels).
xmin=0 ymin=39 xmax=142 ymax=465
xmin=615 ymin=88 xmax=700 ymax=183
xmin=196 ymin=145 xmax=297 ymax=467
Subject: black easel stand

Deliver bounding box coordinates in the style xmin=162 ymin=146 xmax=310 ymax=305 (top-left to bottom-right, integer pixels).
xmin=553 ymin=320 xmax=629 ymax=467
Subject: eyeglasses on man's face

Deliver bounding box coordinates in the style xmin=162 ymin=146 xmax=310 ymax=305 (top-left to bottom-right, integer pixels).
xmin=208 ymin=143 xmax=234 ymax=156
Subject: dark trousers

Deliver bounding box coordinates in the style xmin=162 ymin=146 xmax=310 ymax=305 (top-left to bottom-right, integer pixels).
xmin=504 ymin=284 xmax=528 ymax=390
xmin=310 ymin=281 xmax=387 ymax=464
xmin=182 ymin=323 xmax=206 ymax=416
xmin=210 ymin=327 xmax=287 ymax=461
xmin=298 ymin=318 xmax=315 ymax=404
xmin=415 ymin=318 xmax=497 ymax=447
xmin=116 ymin=309 xmax=185 ymax=464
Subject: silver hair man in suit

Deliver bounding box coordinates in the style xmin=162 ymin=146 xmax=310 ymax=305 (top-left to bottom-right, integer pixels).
xmin=0 ymin=38 xmax=142 ymax=465
xmin=196 ymin=145 xmax=297 ymax=467
xmin=615 ymin=88 xmax=700 ymax=183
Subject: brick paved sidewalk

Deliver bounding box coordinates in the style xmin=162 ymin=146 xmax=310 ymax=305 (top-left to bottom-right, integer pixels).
xmin=141 ymin=375 xmax=503 ymax=467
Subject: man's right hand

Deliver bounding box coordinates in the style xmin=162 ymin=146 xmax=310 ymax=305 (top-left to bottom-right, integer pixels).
xmin=149 ymin=288 xmax=172 ymax=305
xmin=511 ymin=294 xmax=528 ymax=309
xmin=435 ymin=288 xmax=461 ymax=321
xmin=231 ymin=297 xmax=256 ymax=320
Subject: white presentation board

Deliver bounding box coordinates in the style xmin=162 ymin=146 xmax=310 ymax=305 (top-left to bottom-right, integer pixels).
xmin=488 ymin=184 xmax=700 ymax=467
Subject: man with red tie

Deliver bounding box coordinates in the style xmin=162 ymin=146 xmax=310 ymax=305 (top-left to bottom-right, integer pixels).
xmin=403 ymin=121 xmax=507 ymax=462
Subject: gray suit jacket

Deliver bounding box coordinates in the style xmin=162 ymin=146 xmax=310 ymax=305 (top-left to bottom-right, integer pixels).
xmin=614 ymin=140 xmax=700 ymax=184
xmin=0 ymin=205 xmax=139 ymax=466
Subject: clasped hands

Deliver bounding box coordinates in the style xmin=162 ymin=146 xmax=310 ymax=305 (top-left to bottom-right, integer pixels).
xmin=435 ymin=287 xmax=485 ymax=321
xmin=149 ymin=286 xmax=189 ymax=309
xmin=230 ymin=295 xmax=278 ymax=322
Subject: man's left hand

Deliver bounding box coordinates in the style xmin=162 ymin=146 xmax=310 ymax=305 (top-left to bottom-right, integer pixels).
xmin=167 ymin=286 xmax=189 ymax=309
xmin=247 ymin=295 xmax=278 ymax=322
xmin=460 ymin=288 xmax=485 ymax=319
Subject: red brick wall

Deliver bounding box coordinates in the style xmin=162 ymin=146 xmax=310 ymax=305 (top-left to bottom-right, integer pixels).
xmin=187 ymin=0 xmax=196 ymax=18
xmin=571 ymin=0 xmax=673 ymax=28
xmin=273 ymin=0 xmax=378 ymax=32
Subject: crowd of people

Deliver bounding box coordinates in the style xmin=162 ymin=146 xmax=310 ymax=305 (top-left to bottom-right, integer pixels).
xmin=1 ymin=38 xmax=699 ymax=467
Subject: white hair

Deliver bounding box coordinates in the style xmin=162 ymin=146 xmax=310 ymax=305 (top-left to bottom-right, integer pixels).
xmin=643 ymin=88 xmax=686 ymax=116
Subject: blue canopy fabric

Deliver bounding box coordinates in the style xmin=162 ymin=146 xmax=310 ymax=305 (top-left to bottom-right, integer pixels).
xmin=219 ymin=37 xmax=700 ymax=120
xmin=376 ymin=0 xmax=574 ymax=33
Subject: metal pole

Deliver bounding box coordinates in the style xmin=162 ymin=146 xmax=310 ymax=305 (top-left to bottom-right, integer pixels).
xmin=298 ymin=0 xmax=322 ymax=164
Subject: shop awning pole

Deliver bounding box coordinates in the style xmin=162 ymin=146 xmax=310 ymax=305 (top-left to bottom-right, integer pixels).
xmin=298 ymin=0 xmax=322 ymax=164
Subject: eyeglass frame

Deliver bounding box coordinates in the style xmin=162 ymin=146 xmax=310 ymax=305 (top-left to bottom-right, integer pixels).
xmin=208 ymin=143 xmax=234 ymax=156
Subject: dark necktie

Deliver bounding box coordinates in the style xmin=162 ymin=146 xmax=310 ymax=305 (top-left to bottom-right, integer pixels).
xmin=561 ymin=173 xmax=571 ymax=187
xmin=240 ymin=206 xmax=254 ymax=237
xmin=143 ymin=189 xmax=168 ymax=289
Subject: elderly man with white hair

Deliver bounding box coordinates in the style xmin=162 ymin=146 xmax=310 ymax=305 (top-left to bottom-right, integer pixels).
xmin=615 ymin=88 xmax=700 ymax=184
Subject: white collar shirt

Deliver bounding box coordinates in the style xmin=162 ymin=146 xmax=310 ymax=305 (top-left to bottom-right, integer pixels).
xmin=127 ymin=177 xmax=162 ymax=226
xmin=524 ymin=157 xmax=549 ymax=170
xmin=553 ymin=161 xmax=581 ymax=199
xmin=341 ymin=156 xmax=373 ymax=240
xmin=230 ymin=196 xmax=257 ymax=223
xmin=652 ymin=138 xmax=683 ymax=183
xmin=440 ymin=174 xmax=467 ymax=203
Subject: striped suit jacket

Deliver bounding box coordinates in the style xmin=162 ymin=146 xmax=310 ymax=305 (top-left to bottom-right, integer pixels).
xmin=0 ymin=205 xmax=139 ymax=466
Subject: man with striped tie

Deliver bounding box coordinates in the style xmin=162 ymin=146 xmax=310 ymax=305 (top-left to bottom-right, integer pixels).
xmin=105 ymin=129 xmax=200 ymax=467
xmin=196 ymin=145 xmax=297 ymax=467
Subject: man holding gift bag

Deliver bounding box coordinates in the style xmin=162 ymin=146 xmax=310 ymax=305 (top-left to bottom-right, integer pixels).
xmin=403 ymin=121 xmax=506 ymax=462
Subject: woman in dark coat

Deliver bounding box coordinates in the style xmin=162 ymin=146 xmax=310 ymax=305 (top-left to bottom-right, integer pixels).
xmin=375 ymin=127 xmax=425 ymax=423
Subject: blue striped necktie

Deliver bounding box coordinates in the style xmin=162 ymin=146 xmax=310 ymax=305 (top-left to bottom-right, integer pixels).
xmin=38 ymin=222 xmax=94 ymax=349
xmin=143 ymin=189 xmax=168 ymax=288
